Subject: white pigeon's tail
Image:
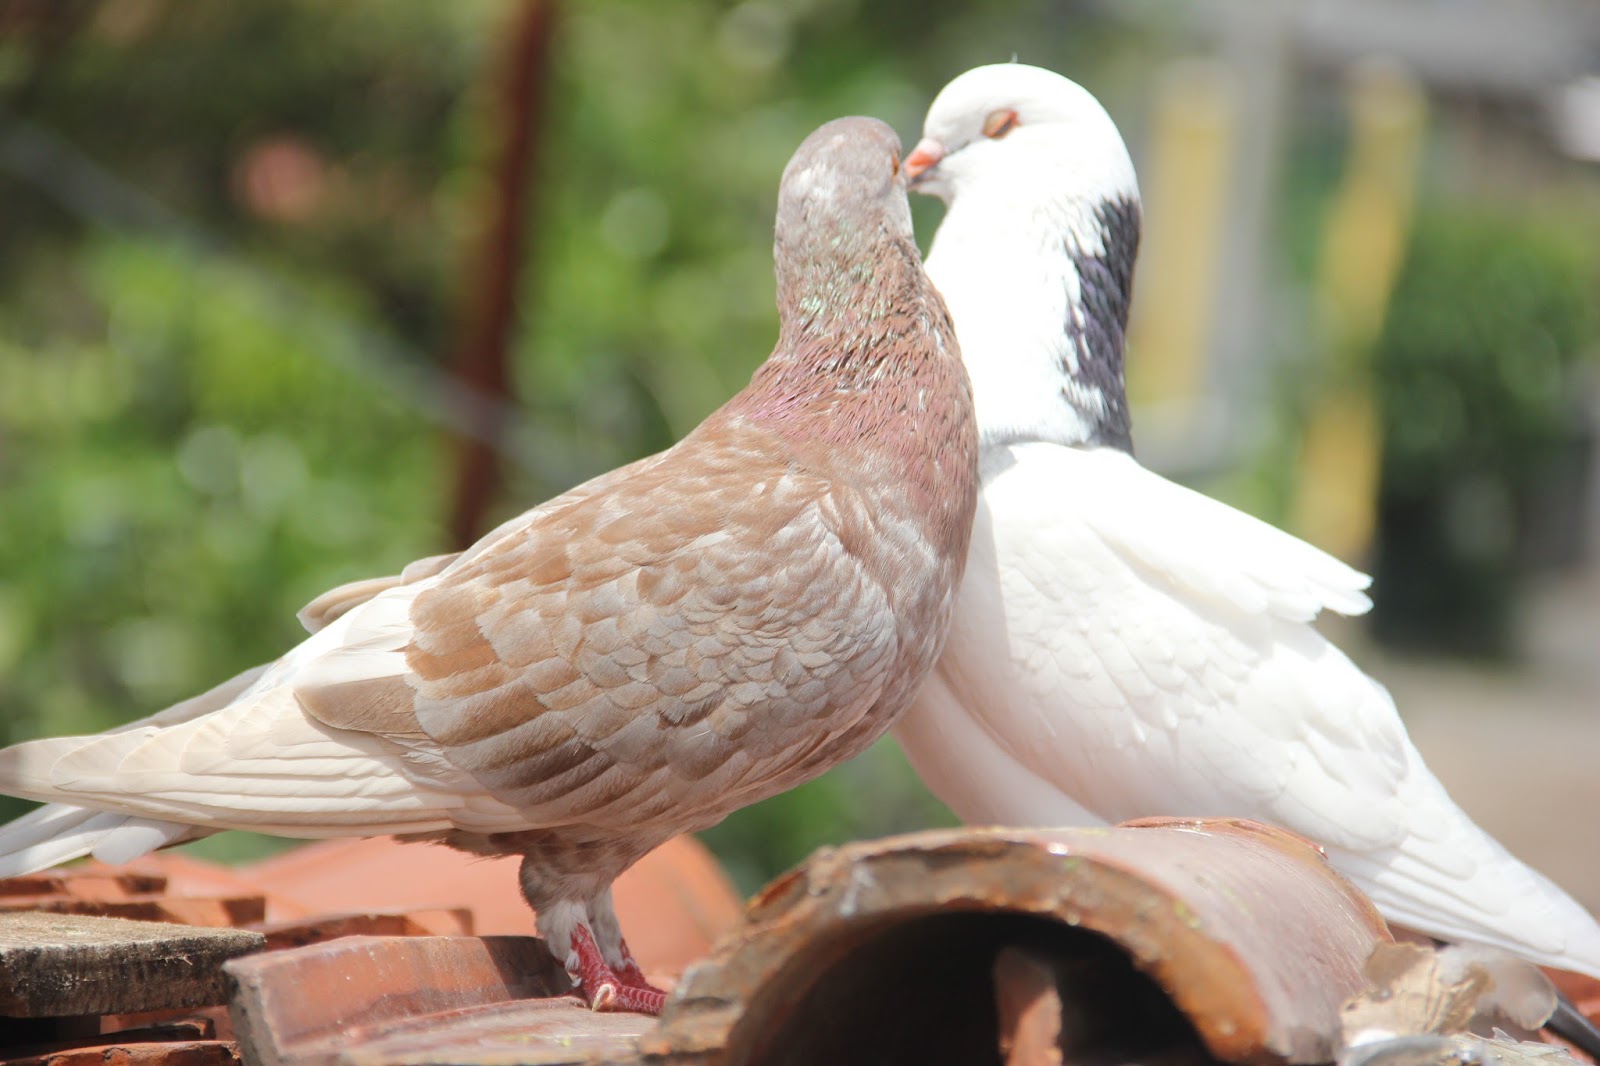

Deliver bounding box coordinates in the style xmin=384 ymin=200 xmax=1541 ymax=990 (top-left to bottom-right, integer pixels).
xmin=0 ymin=802 xmax=202 ymax=878
xmin=1328 ymin=757 xmax=1600 ymax=981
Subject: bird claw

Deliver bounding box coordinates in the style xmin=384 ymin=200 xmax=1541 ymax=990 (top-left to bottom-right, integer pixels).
xmin=568 ymin=923 xmax=669 ymax=1015
xmin=587 ymin=980 xmax=616 ymax=1012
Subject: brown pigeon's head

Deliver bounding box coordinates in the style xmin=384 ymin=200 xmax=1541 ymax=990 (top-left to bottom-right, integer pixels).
xmin=774 ymin=116 xmax=912 ymax=274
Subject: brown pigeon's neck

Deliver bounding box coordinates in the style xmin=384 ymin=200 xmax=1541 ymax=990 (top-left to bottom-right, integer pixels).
xmin=714 ymin=228 xmax=974 ymax=562
xmin=773 ymin=209 xmax=927 ymax=321
xmin=727 ymin=238 xmax=947 ymax=428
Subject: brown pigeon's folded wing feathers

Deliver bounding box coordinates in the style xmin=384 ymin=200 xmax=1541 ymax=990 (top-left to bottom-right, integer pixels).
xmin=0 ymin=435 xmax=884 ymax=841
xmin=304 ymin=426 xmax=897 ymax=834
xmin=296 ymin=453 xmax=669 ymax=634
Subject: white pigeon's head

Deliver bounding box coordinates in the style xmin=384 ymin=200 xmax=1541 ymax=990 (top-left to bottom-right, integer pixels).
xmin=903 ymin=64 xmax=1142 ymax=454
xmin=904 ymin=63 xmax=1138 ymax=208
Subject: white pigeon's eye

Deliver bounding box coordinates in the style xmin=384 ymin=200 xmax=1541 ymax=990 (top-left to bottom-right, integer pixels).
xmin=982 ymin=109 xmax=1019 ymax=139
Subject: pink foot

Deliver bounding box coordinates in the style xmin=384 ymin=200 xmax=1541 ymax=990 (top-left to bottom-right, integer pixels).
xmin=569 ymin=923 xmax=668 ymax=1014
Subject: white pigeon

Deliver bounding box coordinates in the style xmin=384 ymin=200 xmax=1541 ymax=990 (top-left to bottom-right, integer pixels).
xmin=893 ymin=62 xmax=1600 ymax=981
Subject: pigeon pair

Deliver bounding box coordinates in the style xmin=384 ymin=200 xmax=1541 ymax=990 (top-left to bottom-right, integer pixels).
xmin=3 ymin=64 xmax=1599 ymax=1020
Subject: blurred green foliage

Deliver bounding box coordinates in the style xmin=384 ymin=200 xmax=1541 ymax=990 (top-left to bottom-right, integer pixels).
xmin=1372 ymin=206 xmax=1599 ymax=655
xmin=0 ymin=0 xmax=1136 ymax=884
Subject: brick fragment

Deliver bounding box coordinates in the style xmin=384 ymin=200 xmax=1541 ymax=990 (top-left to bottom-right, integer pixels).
xmin=0 ymin=896 xmax=266 ymax=928
xmin=339 ymin=998 xmax=654 ymax=1066
xmin=0 ymin=872 xmax=167 ymax=902
xmin=247 ymin=910 xmax=473 ymax=951
xmin=224 ymin=935 xmax=570 ymax=1066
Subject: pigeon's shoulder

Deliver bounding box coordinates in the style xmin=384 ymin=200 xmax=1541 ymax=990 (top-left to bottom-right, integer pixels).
xmin=987 ymin=443 xmax=1373 ymax=623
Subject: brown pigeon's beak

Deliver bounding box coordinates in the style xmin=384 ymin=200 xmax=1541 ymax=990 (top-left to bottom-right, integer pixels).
xmin=903 ymin=138 xmax=946 ymax=186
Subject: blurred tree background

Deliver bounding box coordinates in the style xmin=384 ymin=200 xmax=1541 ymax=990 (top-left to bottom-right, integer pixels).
xmin=1 ymin=0 xmax=1597 ymax=893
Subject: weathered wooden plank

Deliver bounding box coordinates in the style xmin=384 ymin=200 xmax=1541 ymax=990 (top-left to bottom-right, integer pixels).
xmin=0 ymin=1037 xmax=240 ymax=1066
xmin=0 ymin=912 xmax=265 ymax=1018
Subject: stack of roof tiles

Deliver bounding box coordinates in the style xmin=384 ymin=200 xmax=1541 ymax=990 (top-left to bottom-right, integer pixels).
xmin=0 ymin=822 xmax=1595 ymax=1066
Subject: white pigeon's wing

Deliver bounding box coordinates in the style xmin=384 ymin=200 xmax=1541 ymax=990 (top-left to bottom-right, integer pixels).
xmin=913 ymin=442 xmax=1399 ymax=845
xmin=898 ymin=442 xmax=1600 ymax=975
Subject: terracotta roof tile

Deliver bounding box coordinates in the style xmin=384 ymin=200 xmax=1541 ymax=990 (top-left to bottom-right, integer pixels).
xmin=235 ymin=835 xmax=741 ymax=970
xmin=0 ymin=834 xmax=736 ymax=1065
xmin=3 ymin=823 xmax=1594 ymax=1066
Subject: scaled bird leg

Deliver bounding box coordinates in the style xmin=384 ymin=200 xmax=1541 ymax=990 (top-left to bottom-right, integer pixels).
xmin=613 ymin=937 xmax=663 ymax=993
xmin=570 ymin=923 xmax=667 ymax=1014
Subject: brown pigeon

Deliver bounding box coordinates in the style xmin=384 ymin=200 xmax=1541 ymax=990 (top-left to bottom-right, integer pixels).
xmin=0 ymin=116 xmax=978 ymax=1014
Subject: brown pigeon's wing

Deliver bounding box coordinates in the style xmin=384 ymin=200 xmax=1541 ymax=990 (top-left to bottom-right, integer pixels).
xmin=307 ymin=428 xmax=899 ymax=834
xmin=296 ymin=453 xmax=668 ymax=634
xmin=297 ymin=565 xmax=453 ymax=633
xmin=7 ymin=432 xmax=892 ymax=841
xmin=0 ymin=452 xmax=690 ymax=838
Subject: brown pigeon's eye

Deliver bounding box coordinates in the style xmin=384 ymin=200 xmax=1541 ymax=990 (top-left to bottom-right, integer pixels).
xmin=982 ymin=108 xmax=1019 ymax=139
xmin=891 ymin=152 xmax=900 ymax=176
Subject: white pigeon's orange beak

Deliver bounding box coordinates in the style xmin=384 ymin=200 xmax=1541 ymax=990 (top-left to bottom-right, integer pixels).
xmin=902 ymin=138 xmax=946 ymax=185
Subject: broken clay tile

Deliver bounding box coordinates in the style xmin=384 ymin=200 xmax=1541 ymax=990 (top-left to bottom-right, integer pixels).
xmin=643 ymin=819 xmax=1393 ymax=1066
xmin=0 ymin=872 xmax=168 ymax=902
xmin=3 ymin=1021 xmax=216 ymax=1059
xmin=0 ymin=912 xmax=265 ymax=1019
xmin=0 ymin=895 xmax=266 ymax=928
xmin=99 ymin=1008 xmax=225 ymax=1040
xmin=89 ymin=854 xmax=287 ymax=912
xmin=238 ymin=834 xmax=741 ymax=971
xmin=224 ymin=935 xmax=571 ymax=1066
xmin=993 ymin=947 xmax=1066 ymax=1066
xmin=247 ymin=909 xmax=474 ymax=951
xmin=335 ymin=997 xmax=654 ymax=1066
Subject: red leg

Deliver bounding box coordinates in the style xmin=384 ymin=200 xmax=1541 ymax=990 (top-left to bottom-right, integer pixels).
xmin=569 ymin=923 xmax=667 ymax=1015
xmin=614 ymin=937 xmax=660 ymax=991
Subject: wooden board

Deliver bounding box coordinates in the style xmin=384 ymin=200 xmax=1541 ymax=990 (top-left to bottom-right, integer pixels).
xmin=0 ymin=912 xmax=264 ymax=1018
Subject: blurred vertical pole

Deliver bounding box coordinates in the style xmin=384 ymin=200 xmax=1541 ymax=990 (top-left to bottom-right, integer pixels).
xmin=1205 ymin=0 xmax=1291 ymax=455
xmin=447 ymin=0 xmax=558 ymax=549
xmin=1127 ymin=60 xmax=1237 ymax=439
xmin=1289 ymin=60 xmax=1425 ymax=562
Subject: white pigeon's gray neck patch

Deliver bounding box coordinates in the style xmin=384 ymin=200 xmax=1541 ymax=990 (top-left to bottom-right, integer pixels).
xmin=1061 ymin=195 xmax=1140 ymax=453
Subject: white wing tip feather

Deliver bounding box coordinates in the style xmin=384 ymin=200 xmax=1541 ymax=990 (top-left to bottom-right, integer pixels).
xmin=0 ymin=804 xmax=202 ymax=878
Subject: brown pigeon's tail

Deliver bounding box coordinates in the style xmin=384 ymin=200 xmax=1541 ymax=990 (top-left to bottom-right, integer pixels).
xmin=0 ymin=801 xmax=203 ymax=877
